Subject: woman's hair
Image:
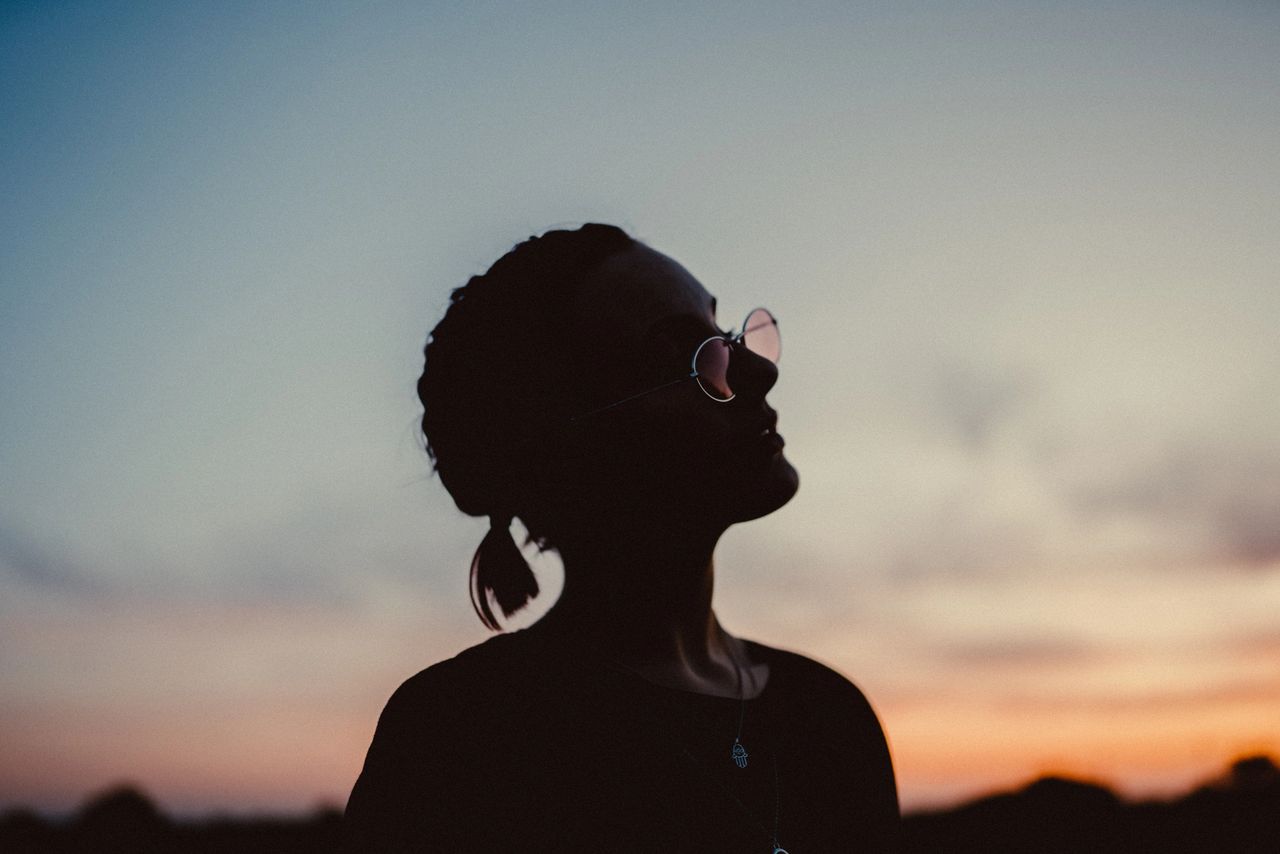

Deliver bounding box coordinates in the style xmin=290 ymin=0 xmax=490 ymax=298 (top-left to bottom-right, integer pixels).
xmin=417 ymin=223 xmax=636 ymax=630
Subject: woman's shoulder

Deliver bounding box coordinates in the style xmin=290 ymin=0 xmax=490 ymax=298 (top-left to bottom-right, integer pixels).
xmin=750 ymin=639 xmax=901 ymax=824
xmin=748 ymin=638 xmax=862 ymax=688
xmin=381 ymin=631 xmax=529 ymax=714
xmin=356 ymin=632 xmax=538 ymax=782
xmin=344 ymin=632 xmax=542 ymax=850
xmin=748 ymin=639 xmax=887 ymax=722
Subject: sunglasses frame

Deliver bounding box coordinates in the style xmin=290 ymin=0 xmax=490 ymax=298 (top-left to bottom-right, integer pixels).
xmin=567 ymin=306 xmax=779 ymax=424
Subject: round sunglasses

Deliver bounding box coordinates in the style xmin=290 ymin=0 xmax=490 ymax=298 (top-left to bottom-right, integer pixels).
xmin=568 ymin=307 xmax=781 ymax=423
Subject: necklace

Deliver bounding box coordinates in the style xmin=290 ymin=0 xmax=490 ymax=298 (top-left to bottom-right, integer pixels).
xmin=727 ymin=636 xmax=751 ymax=768
xmin=606 ymin=636 xmax=757 ymax=769
xmin=604 ymin=636 xmax=790 ymax=853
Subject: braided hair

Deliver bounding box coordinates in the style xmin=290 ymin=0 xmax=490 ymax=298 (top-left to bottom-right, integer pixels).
xmin=417 ymin=223 xmax=636 ymax=630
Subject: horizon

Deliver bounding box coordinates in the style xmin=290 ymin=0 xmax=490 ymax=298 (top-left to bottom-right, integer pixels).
xmin=7 ymin=751 xmax=1275 ymax=823
xmin=2 ymin=1 xmax=1278 ymax=819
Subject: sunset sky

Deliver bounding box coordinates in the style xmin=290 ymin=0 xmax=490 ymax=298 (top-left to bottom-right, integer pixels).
xmin=2 ymin=1 xmax=1278 ymax=817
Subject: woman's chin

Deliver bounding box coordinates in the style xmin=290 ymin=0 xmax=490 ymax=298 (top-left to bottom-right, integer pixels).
xmin=728 ymin=452 xmax=799 ymax=523
xmin=619 ymin=443 xmax=799 ymax=525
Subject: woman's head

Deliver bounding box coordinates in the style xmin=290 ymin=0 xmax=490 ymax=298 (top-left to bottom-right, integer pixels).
xmin=418 ymin=224 xmax=635 ymax=519
xmin=418 ymin=224 xmax=798 ymax=628
xmin=567 ymin=242 xmax=798 ymax=521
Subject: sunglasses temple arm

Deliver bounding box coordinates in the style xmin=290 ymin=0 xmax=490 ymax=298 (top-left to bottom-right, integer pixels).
xmin=567 ymin=376 xmax=692 ymax=424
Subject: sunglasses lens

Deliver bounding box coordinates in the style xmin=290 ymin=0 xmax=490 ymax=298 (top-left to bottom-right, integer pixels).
xmin=742 ymin=308 xmax=780 ymax=363
xmin=693 ymin=337 xmax=733 ymax=401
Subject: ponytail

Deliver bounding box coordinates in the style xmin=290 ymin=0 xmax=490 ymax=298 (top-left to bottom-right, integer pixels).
xmin=469 ymin=514 xmax=540 ymax=632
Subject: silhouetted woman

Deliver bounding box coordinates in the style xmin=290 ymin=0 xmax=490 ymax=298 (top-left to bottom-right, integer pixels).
xmin=344 ymin=224 xmax=900 ymax=852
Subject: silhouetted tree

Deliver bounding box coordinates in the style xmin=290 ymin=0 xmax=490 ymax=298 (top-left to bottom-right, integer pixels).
xmin=0 ymin=807 xmax=58 ymax=854
xmin=903 ymin=755 xmax=1280 ymax=854
xmin=71 ymin=785 xmax=174 ymax=854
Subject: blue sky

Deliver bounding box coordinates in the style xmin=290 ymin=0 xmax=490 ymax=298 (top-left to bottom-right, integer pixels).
xmin=2 ymin=0 xmax=1279 ymax=814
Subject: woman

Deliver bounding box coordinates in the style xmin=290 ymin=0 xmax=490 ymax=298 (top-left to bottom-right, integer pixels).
xmin=344 ymin=224 xmax=900 ymax=852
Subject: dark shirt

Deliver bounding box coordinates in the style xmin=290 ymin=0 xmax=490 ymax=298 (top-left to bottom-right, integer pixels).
xmin=344 ymin=623 xmax=900 ymax=852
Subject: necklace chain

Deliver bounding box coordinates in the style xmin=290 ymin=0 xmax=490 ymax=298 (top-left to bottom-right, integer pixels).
xmin=730 ymin=640 xmax=750 ymax=767
xmin=602 ymin=638 xmax=789 ymax=852
xmin=679 ymin=740 xmax=783 ymax=852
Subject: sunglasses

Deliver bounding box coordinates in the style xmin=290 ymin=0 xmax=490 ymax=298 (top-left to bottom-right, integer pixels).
xmin=569 ymin=307 xmax=781 ymax=423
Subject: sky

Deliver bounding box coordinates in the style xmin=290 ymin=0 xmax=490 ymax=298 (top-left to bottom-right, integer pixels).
xmin=2 ymin=0 xmax=1278 ymax=817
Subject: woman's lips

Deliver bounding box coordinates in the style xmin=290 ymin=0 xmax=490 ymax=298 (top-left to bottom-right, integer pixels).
xmin=754 ymin=426 xmax=785 ymax=452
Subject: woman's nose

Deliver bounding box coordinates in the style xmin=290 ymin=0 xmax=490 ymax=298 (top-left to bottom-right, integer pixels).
xmin=726 ymin=343 xmax=778 ymax=402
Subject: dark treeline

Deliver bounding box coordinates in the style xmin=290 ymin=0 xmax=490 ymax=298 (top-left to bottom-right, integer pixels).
xmin=1 ymin=754 xmax=1275 ymax=853
xmin=0 ymin=789 xmax=343 ymax=854
xmin=902 ymin=754 xmax=1278 ymax=854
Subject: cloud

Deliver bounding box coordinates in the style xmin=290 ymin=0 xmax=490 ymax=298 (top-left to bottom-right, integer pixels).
xmin=996 ymin=676 xmax=1280 ymax=714
xmin=936 ymin=635 xmax=1098 ymax=668
xmin=931 ymin=362 xmax=1037 ymax=452
xmin=1062 ymin=439 xmax=1280 ymax=569
xmin=0 ymin=485 xmax=461 ymax=611
xmin=1217 ymin=497 xmax=1280 ymax=567
xmin=1221 ymin=628 xmax=1280 ymax=659
xmin=0 ymin=522 xmax=110 ymax=595
xmin=893 ymin=506 xmax=1043 ymax=583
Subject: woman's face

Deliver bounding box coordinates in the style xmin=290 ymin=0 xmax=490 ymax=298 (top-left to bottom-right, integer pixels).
xmin=561 ymin=243 xmax=799 ymax=527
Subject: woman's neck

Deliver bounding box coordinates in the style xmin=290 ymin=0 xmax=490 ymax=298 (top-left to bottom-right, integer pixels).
xmin=531 ymin=520 xmax=746 ymax=685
